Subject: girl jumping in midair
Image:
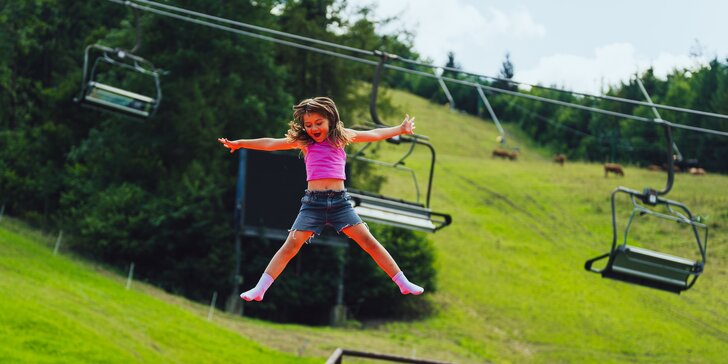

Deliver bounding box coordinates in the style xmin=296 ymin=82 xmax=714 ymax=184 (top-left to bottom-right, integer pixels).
xmin=218 ymin=96 xmax=424 ymax=302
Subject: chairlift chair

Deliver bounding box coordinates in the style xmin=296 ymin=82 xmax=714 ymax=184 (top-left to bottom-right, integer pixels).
xmin=585 ymin=123 xmax=709 ymax=294
xmin=75 ymin=44 xmax=162 ymax=120
xmin=346 ymin=50 xmax=452 ymax=233
xmin=347 ymin=133 xmax=452 ymax=233
xmin=585 ymin=188 xmax=708 ymax=293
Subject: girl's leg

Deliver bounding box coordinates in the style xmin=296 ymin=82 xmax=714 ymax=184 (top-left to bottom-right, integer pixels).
xmin=342 ymin=223 xmax=423 ymax=295
xmin=241 ymin=230 xmax=314 ymax=301
xmin=264 ymin=230 xmax=314 ymax=279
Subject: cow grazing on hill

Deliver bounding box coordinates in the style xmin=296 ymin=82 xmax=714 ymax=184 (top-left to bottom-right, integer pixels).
xmin=604 ymin=163 xmax=624 ymax=177
xmin=689 ymin=167 xmax=706 ymax=176
xmin=553 ymin=154 xmax=566 ymax=166
xmin=492 ymin=148 xmax=518 ymax=160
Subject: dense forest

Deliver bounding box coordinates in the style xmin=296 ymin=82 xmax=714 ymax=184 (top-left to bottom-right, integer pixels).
xmin=412 ymin=52 xmax=728 ymax=172
xmin=2 ymin=0 xmax=726 ymax=325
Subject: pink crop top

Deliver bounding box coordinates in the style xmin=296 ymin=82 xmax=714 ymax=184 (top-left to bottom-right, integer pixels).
xmin=304 ymin=141 xmax=347 ymax=181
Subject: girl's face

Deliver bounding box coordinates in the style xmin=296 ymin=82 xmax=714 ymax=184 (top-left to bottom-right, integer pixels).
xmin=302 ymin=112 xmax=330 ymax=143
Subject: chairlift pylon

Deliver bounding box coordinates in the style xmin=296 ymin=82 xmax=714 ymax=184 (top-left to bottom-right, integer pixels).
xmin=585 ymin=122 xmax=709 ymax=294
xmin=476 ymin=85 xmax=521 ymax=156
xmin=346 ymin=50 xmax=452 ymax=233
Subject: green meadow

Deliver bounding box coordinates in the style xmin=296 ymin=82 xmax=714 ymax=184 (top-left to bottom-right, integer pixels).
xmin=1 ymin=89 xmax=727 ymax=363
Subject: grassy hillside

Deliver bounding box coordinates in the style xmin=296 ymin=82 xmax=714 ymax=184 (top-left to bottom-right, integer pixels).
xmin=0 ymin=218 xmax=321 ymax=363
xmin=365 ymin=90 xmax=728 ymax=363
xmin=1 ymin=88 xmax=727 ymax=363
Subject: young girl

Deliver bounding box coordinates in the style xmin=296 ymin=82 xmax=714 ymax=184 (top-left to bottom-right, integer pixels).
xmin=218 ymin=96 xmax=424 ymax=302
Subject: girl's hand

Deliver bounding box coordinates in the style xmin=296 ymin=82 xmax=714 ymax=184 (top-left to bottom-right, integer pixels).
xmin=217 ymin=138 xmax=237 ymax=153
xmin=400 ymin=114 xmax=415 ymax=135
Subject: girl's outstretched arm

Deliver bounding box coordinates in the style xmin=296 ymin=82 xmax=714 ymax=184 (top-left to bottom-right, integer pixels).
xmin=217 ymin=137 xmax=298 ymax=153
xmin=349 ymin=114 xmax=415 ymax=143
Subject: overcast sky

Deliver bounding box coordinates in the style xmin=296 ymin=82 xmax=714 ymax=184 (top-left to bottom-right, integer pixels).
xmin=344 ymin=0 xmax=728 ymax=95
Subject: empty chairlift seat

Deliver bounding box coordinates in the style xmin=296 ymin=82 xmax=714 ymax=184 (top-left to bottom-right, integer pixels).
xmin=585 ymin=244 xmax=704 ymax=294
xmin=585 ymin=187 xmax=708 ymax=294
xmin=347 ymin=189 xmax=451 ymax=233
xmin=83 ymin=81 xmax=157 ymax=118
xmin=353 ymin=51 xmax=452 ymax=233
xmin=345 ymin=131 xmax=452 ymax=233
xmin=76 ymin=44 xmax=162 ymax=119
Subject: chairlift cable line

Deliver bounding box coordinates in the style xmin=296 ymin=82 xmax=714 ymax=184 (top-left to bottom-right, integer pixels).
xmin=508 ymin=102 xmax=645 ymax=152
xmin=509 ymin=102 xmax=593 ymax=138
xmin=111 ymin=0 xmax=382 ymax=67
xmin=118 ymin=0 xmax=728 ymax=122
xmin=398 ymin=57 xmax=728 ymax=122
xmin=109 ymin=0 xmax=728 ymax=137
xmin=385 ymin=62 xmax=728 ymax=137
xmin=122 ymin=0 xmax=375 ymax=57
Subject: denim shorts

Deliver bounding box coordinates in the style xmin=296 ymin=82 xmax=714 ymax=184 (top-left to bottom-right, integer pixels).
xmin=290 ymin=189 xmax=363 ymax=236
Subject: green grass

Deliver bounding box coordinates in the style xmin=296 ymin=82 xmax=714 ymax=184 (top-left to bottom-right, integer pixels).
xmin=0 ymin=218 xmax=320 ymax=363
xmin=1 ymin=89 xmax=727 ymax=363
xmin=363 ymin=90 xmax=728 ymax=363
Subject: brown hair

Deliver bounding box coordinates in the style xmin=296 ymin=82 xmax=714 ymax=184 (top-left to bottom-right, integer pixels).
xmin=286 ymin=97 xmax=353 ymax=148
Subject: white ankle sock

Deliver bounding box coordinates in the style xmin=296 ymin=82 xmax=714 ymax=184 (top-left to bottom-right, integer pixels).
xmin=240 ymin=273 xmax=274 ymax=302
xmin=392 ymin=271 xmax=424 ymax=295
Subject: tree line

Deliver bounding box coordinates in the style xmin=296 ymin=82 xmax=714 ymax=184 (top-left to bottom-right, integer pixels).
xmin=390 ymin=53 xmax=728 ymax=172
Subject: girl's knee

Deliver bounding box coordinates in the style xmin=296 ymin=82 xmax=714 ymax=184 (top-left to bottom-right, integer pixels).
xmin=287 ymin=230 xmax=312 ymax=247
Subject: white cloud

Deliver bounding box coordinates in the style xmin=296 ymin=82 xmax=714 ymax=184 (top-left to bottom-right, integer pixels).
xmin=517 ymin=43 xmax=707 ymax=94
xmin=346 ymin=1 xmax=715 ymax=95
xmin=648 ymin=52 xmax=702 ymax=79
xmin=487 ymin=7 xmax=545 ymax=38
xmin=348 ymin=0 xmax=544 ymax=65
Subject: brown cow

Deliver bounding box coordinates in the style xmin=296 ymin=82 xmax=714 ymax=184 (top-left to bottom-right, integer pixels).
xmin=646 ymin=164 xmax=662 ymax=172
xmin=689 ymin=167 xmax=706 ymax=176
xmin=553 ymin=154 xmax=566 ymax=166
xmin=604 ymin=163 xmax=624 ymax=177
xmin=492 ymin=148 xmax=518 ymax=160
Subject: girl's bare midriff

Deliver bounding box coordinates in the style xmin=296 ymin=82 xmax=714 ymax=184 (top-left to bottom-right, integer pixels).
xmin=307 ymin=178 xmax=345 ymax=191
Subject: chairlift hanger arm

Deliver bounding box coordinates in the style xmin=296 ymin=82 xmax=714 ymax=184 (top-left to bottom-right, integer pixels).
xmin=368 ymin=51 xmax=430 ymax=142
xmin=612 ymin=187 xmax=707 ymax=243
xmin=367 ymin=52 xmax=438 ymax=208
xmin=399 ymin=136 xmax=436 ymax=208
xmin=369 ymin=50 xmax=397 ymax=128
xmin=86 ymin=44 xmax=158 ymax=74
